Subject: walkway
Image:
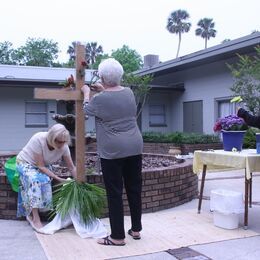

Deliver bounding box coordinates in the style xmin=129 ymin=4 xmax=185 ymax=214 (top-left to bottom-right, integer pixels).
xmin=1 ymin=169 xmax=260 ymax=259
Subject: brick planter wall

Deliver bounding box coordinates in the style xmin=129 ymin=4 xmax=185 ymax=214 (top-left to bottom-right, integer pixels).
xmin=0 ymin=153 xmax=18 ymax=220
xmin=180 ymin=143 xmax=223 ymax=154
xmin=0 ymin=153 xmax=197 ymax=219
xmin=143 ymin=142 xmax=223 ymax=155
xmin=86 ymin=142 xmax=223 ymax=155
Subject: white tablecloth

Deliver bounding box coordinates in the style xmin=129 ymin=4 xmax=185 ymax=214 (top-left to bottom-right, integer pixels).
xmin=193 ymin=149 xmax=260 ymax=179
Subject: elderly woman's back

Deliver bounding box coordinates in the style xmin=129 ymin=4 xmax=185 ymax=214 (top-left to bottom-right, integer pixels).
xmin=84 ymin=87 xmax=143 ymax=159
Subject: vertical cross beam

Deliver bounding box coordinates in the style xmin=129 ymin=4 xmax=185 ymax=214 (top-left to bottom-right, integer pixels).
xmin=75 ymin=44 xmax=86 ymax=182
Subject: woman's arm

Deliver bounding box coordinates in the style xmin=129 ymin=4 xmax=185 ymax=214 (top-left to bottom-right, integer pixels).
xmin=237 ymin=108 xmax=260 ymax=128
xmin=63 ymin=155 xmax=77 ymax=178
xmin=81 ymin=85 xmax=91 ymax=103
xmin=34 ymin=153 xmax=65 ymax=182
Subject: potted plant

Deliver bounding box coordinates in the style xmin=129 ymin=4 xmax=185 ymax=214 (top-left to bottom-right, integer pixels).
xmin=213 ymin=115 xmax=248 ymax=151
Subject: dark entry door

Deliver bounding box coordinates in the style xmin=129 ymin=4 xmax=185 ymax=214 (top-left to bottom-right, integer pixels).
xmin=183 ymin=101 xmax=203 ymax=133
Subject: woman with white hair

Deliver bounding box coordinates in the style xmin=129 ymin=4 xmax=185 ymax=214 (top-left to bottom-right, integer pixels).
xmin=81 ymin=58 xmax=143 ymax=246
xmin=16 ymin=123 xmax=76 ymax=230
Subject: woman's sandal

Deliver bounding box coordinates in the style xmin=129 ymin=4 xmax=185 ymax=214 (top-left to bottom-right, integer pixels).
xmin=98 ymin=236 xmax=126 ymax=246
xmin=128 ymin=229 xmax=141 ymax=240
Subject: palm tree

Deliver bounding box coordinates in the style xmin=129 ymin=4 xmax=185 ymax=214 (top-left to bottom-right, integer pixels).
xmin=85 ymin=42 xmax=103 ymax=66
xmin=67 ymin=41 xmax=77 ymax=61
xmin=67 ymin=41 xmax=103 ymax=68
xmin=195 ymin=18 xmax=217 ymax=49
xmin=166 ymin=9 xmax=191 ymax=58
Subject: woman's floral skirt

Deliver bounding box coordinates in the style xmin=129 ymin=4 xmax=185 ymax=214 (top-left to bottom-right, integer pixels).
xmin=16 ymin=161 xmax=52 ymax=217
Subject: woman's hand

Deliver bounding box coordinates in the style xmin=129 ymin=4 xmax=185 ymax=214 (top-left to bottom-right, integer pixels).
xmin=56 ymin=176 xmax=67 ymax=183
xmin=90 ymin=82 xmax=105 ymax=93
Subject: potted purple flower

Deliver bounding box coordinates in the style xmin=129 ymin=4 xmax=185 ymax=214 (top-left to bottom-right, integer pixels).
xmin=213 ymin=115 xmax=248 ymax=151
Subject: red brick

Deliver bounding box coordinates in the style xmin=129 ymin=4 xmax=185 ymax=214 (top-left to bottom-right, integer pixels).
xmin=145 ymin=190 xmax=158 ymax=197
xmin=145 ymin=179 xmax=158 ymax=185
xmin=0 ymin=191 xmax=7 ymax=197
xmin=0 ymin=203 xmax=6 ymax=209
xmin=152 ymin=195 xmax=164 ymax=202
xmin=152 ymin=183 xmax=165 ymax=190
xmin=147 ymin=201 xmax=159 ymax=208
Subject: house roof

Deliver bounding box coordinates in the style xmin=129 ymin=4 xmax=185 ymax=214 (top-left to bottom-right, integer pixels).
xmin=0 ymin=64 xmax=94 ymax=88
xmin=135 ymin=32 xmax=260 ymax=77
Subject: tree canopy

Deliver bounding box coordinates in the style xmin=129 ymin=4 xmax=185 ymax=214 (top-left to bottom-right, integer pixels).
xmin=111 ymin=45 xmax=143 ymax=73
xmin=0 ymin=41 xmax=15 ymax=65
xmin=13 ymin=38 xmax=59 ymax=66
xmin=122 ymin=73 xmax=153 ymax=119
xmin=228 ymin=46 xmax=260 ymax=115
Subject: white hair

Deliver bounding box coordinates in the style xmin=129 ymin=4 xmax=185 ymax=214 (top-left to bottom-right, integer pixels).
xmin=98 ymin=58 xmax=124 ymax=87
xmin=46 ymin=123 xmax=70 ymax=149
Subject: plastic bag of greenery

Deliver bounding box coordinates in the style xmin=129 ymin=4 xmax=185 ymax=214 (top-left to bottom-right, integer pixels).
xmin=4 ymin=156 xmax=19 ymax=192
xmin=50 ymin=180 xmax=106 ymax=225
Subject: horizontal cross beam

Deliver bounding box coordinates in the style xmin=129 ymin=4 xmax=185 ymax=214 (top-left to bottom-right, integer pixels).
xmin=34 ymin=88 xmax=83 ymax=101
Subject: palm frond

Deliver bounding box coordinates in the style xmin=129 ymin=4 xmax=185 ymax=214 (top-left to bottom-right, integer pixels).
xmin=50 ymin=180 xmax=106 ymax=225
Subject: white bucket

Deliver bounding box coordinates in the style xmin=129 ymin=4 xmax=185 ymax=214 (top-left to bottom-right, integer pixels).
xmin=213 ymin=211 xmax=240 ymax=229
xmin=210 ymin=189 xmax=244 ymax=214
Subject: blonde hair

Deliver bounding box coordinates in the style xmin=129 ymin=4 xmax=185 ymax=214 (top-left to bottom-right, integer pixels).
xmin=46 ymin=124 xmax=71 ymax=149
xmin=98 ymin=58 xmax=124 ymax=87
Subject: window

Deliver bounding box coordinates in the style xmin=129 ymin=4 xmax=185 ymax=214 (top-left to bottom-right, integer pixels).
xmin=217 ymin=99 xmax=238 ymax=118
xmin=25 ymin=101 xmax=48 ymax=127
xmin=149 ymin=105 xmax=166 ymax=126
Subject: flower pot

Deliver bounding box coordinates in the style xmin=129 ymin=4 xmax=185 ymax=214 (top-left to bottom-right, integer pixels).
xmin=221 ymin=130 xmax=246 ymax=151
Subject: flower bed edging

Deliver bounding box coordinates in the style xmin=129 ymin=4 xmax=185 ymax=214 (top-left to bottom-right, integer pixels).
xmin=0 ymin=154 xmax=197 ymax=219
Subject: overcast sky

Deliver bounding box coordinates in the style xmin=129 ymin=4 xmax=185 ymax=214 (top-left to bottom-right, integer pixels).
xmin=1 ymin=0 xmax=259 ymax=63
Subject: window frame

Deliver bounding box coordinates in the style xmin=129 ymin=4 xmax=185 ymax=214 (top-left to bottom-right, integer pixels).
xmin=215 ymin=97 xmax=238 ymax=119
xmin=149 ymin=104 xmax=167 ymax=127
xmin=25 ymin=100 xmax=48 ymax=127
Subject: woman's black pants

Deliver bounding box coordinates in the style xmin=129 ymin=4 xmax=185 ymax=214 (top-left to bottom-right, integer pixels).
xmin=101 ymin=154 xmax=142 ymax=240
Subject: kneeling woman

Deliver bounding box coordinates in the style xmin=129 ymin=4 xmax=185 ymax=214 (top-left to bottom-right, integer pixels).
xmin=16 ymin=124 xmax=76 ymax=230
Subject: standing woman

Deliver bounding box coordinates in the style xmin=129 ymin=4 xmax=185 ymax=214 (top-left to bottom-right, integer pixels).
xmin=16 ymin=124 xmax=76 ymax=230
xmin=81 ymin=58 xmax=143 ymax=246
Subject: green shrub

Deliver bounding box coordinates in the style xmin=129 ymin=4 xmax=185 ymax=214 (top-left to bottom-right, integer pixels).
xmin=243 ymin=128 xmax=260 ymax=148
xmin=142 ymin=132 xmax=220 ymax=144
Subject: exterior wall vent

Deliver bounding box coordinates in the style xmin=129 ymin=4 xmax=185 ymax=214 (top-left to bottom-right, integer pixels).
xmin=143 ymin=54 xmax=159 ymax=68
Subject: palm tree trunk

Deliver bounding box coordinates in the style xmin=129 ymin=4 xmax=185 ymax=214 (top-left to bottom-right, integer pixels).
xmin=205 ymin=38 xmax=208 ymax=49
xmin=176 ymin=33 xmax=181 ymax=58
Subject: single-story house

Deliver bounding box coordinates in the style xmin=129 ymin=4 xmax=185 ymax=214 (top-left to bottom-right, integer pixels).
xmin=135 ymin=32 xmax=260 ymax=134
xmin=0 ymin=32 xmax=259 ymax=151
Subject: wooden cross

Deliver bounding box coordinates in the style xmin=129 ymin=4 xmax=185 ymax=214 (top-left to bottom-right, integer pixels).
xmin=34 ymin=43 xmax=86 ymax=183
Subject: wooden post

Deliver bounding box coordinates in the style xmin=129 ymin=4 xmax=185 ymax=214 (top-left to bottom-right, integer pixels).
xmin=34 ymin=42 xmax=86 ymax=183
xmin=75 ymin=44 xmax=86 ymax=182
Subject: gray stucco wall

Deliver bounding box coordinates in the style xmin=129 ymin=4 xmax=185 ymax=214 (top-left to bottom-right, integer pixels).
xmin=180 ymin=58 xmax=235 ymax=134
xmin=0 ymin=87 xmax=95 ymax=151
xmin=0 ymin=87 xmax=56 ymax=151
